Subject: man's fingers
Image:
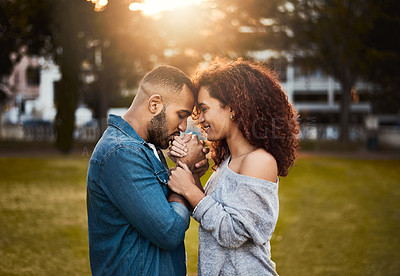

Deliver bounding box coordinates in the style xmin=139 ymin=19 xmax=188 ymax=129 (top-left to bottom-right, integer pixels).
xmin=170 ymin=151 xmax=183 ymax=158
xmin=178 ymin=161 xmax=190 ymax=171
xmin=172 ymin=139 xmax=187 ymax=151
xmin=171 ymin=145 xmax=187 ymax=156
xmin=181 ymin=133 xmax=192 ymax=142
xmin=195 ymin=159 xmax=208 ymax=168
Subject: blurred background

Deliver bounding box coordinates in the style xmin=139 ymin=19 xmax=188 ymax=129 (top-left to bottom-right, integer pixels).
xmin=0 ymin=0 xmax=399 ymax=275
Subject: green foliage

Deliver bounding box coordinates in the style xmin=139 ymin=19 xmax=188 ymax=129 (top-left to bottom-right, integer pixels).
xmin=0 ymin=0 xmax=55 ymax=76
xmin=273 ymin=0 xmax=368 ymax=141
xmin=363 ymin=0 xmax=400 ymax=114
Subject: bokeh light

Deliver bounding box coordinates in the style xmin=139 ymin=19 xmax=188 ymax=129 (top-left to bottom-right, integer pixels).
xmin=88 ymin=0 xmax=207 ymax=14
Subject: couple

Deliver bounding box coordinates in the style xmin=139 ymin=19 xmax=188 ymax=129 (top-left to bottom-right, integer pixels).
xmin=86 ymin=58 xmax=299 ymax=275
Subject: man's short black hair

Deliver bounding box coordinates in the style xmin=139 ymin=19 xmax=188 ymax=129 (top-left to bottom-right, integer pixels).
xmin=140 ymin=65 xmax=195 ymax=94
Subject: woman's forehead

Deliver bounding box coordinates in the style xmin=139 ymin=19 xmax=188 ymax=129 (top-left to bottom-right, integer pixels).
xmin=198 ymin=87 xmax=211 ymax=102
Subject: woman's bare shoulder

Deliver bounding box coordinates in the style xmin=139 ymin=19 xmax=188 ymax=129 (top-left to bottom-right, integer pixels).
xmin=238 ymin=149 xmax=278 ymax=182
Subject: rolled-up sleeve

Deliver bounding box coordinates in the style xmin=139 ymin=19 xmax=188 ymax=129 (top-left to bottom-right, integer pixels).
xmin=192 ymin=178 xmax=279 ymax=249
xmin=100 ymin=146 xmax=190 ymax=250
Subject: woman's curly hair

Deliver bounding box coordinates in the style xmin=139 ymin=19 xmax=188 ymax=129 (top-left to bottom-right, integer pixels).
xmin=192 ymin=58 xmax=299 ymax=177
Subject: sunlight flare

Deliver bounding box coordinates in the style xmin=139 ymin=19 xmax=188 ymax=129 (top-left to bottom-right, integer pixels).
xmin=129 ymin=0 xmax=203 ymax=15
xmin=88 ymin=0 xmax=208 ymax=14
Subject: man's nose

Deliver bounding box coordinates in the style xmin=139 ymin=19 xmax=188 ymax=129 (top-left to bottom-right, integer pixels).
xmin=178 ymin=120 xmax=187 ymax=132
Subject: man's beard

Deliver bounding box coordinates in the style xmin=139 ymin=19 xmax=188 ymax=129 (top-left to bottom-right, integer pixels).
xmin=148 ymin=106 xmax=173 ymax=149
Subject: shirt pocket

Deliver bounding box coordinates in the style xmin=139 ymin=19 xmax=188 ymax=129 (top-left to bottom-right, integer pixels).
xmin=155 ymin=169 xmax=169 ymax=186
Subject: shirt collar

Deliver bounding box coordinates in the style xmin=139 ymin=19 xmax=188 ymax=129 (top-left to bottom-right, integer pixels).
xmin=147 ymin=142 xmax=161 ymax=161
xmin=107 ymin=114 xmax=149 ymax=147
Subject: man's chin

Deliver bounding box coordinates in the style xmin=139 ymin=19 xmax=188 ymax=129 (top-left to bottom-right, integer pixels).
xmin=159 ymin=143 xmax=169 ymax=150
xmin=157 ymin=134 xmax=178 ymax=149
xmin=160 ymin=137 xmax=173 ymax=149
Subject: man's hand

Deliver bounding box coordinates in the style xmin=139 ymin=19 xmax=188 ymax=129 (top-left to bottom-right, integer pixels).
xmin=179 ymin=135 xmax=204 ymax=170
xmin=168 ymin=133 xmax=192 ymax=163
xmin=167 ymin=190 xmax=192 ymax=212
xmin=168 ymin=134 xmax=209 ymax=174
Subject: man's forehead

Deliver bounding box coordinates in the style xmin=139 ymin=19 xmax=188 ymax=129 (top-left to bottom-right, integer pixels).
xmin=175 ymin=85 xmax=195 ymax=109
xmin=168 ymin=101 xmax=193 ymax=114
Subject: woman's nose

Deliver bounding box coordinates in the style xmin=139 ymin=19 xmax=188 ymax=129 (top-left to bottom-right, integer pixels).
xmin=199 ymin=113 xmax=205 ymax=123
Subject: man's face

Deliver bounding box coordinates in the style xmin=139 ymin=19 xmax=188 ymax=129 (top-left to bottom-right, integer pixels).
xmin=148 ymin=85 xmax=195 ymax=149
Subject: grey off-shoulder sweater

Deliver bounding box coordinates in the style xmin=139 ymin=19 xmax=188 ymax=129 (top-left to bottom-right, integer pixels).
xmin=192 ymin=156 xmax=279 ymax=276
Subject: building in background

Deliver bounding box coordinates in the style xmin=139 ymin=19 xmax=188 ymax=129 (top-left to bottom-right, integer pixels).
xmin=1 ymin=55 xmax=399 ymax=148
xmin=281 ymin=64 xmax=372 ymax=141
xmin=0 ymin=56 xmax=94 ymax=141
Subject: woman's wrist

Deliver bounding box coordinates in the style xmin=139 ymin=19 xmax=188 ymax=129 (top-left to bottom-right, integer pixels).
xmin=184 ymin=185 xmax=205 ymax=209
xmin=192 ymin=173 xmax=204 ymax=192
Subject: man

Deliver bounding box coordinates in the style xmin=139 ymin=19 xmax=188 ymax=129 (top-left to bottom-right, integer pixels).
xmin=87 ymin=65 xmax=207 ymax=275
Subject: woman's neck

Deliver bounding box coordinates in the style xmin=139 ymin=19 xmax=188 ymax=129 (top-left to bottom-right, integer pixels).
xmin=225 ymin=127 xmax=256 ymax=160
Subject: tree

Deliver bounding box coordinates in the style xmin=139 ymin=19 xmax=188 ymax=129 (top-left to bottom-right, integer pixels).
xmin=0 ymin=0 xmax=89 ymax=151
xmin=4 ymin=0 xmax=397 ymax=149
xmin=362 ymin=0 xmax=400 ymax=114
xmin=273 ymin=0 xmax=398 ymax=141
xmin=0 ymin=0 xmax=54 ymax=83
xmin=52 ymin=0 xmax=91 ymax=152
xmin=0 ymin=0 xmax=160 ymax=151
xmin=84 ymin=1 xmax=165 ymax=133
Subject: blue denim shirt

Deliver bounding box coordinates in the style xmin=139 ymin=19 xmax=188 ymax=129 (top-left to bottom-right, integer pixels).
xmin=87 ymin=114 xmax=190 ymax=276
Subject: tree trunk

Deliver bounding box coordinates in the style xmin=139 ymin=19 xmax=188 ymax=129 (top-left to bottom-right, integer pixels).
xmin=54 ymin=1 xmax=81 ymax=153
xmin=55 ymin=75 xmax=78 ymax=153
xmin=339 ymin=82 xmax=353 ymax=143
xmin=98 ymin=68 xmax=110 ymax=135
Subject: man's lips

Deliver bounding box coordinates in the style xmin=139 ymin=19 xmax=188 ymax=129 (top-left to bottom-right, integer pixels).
xmin=169 ymin=132 xmax=180 ymax=141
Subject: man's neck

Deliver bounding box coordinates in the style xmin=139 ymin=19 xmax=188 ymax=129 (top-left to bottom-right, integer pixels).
xmin=122 ymin=109 xmax=149 ymax=142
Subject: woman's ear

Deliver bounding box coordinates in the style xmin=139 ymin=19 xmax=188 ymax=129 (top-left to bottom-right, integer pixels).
xmin=228 ymin=107 xmax=236 ymax=121
xmin=148 ymin=94 xmax=163 ymax=114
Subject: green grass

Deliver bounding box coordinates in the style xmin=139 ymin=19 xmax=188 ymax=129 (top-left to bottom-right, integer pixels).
xmin=1 ymin=156 xmax=399 ymax=275
xmin=0 ymin=157 xmax=90 ymax=275
xmin=274 ymin=157 xmax=400 ymax=275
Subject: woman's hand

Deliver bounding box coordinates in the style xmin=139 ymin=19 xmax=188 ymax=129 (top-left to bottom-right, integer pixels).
xmin=169 ymin=161 xmax=205 ymax=208
xmin=168 ymin=161 xmax=196 ymax=196
xmin=168 ymin=134 xmax=210 ymax=175
xmin=167 ymin=133 xmax=191 ymax=162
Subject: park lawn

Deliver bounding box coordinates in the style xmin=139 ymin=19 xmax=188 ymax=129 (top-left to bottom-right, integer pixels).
xmin=0 ymin=156 xmax=399 ymax=275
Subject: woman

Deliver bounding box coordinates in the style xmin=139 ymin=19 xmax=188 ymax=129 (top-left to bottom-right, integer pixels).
xmin=168 ymin=58 xmax=299 ymax=275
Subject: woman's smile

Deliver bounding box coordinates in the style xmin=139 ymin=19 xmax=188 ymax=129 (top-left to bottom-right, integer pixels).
xmin=202 ymin=124 xmax=210 ymax=133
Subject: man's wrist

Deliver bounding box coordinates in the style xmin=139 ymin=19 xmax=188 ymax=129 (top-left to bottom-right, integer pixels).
xmin=176 ymin=156 xmax=197 ymax=172
xmin=168 ymin=191 xmax=192 ymax=212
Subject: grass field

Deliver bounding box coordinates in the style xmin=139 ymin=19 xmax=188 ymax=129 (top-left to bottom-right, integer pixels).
xmin=0 ymin=155 xmax=399 ymax=275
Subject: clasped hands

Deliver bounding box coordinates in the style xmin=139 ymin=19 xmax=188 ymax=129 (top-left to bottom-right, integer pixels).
xmin=168 ymin=133 xmax=209 ymax=197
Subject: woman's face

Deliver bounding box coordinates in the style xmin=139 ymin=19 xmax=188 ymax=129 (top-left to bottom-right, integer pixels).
xmin=197 ymin=86 xmax=232 ymax=141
